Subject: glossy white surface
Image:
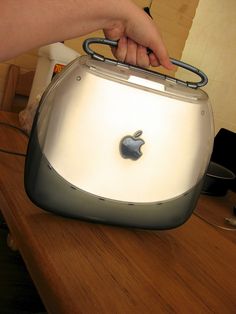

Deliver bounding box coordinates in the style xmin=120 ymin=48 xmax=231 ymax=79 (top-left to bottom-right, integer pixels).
xmin=38 ymin=57 xmax=214 ymax=202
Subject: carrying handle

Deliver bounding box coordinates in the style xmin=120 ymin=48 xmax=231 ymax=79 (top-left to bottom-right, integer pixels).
xmin=83 ymin=37 xmax=208 ymax=89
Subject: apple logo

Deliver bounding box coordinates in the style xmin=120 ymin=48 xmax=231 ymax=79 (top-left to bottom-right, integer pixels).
xmin=119 ymin=130 xmax=145 ymax=160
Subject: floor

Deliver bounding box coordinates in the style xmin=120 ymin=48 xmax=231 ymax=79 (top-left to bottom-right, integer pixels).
xmin=0 ymin=213 xmax=46 ymax=314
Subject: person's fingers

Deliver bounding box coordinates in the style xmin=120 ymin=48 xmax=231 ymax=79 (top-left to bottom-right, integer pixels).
xmin=112 ymin=36 xmax=127 ymax=62
xmin=123 ymin=7 xmax=173 ymax=70
xmin=124 ymin=38 xmax=137 ymax=65
xmin=154 ymin=48 xmax=173 ymax=70
xmin=136 ymin=45 xmax=150 ymax=68
xmin=104 ymin=4 xmax=174 ymax=70
xmin=109 ymin=38 xmax=150 ymax=68
xmin=149 ymin=52 xmax=160 ymax=67
xmin=148 ymin=35 xmax=173 ymax=70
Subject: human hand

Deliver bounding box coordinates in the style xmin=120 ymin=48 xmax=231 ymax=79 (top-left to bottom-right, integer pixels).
xmin=103 ymin=4 xmax=173 ymax=70
xmin=103 ymin=35 xmax=162 ymax=68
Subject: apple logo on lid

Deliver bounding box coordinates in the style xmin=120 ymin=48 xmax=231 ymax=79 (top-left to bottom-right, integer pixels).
xmin=119 ymin=130 xmax=145 ymax=161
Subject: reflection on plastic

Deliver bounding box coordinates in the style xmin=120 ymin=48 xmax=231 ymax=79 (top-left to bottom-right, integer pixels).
xmin=194 ymin=192 xmax=236 ymax=231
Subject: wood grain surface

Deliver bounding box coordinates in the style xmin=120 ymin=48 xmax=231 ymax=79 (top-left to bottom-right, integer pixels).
xmin=0 ymin=112 xmax=236 ymax=314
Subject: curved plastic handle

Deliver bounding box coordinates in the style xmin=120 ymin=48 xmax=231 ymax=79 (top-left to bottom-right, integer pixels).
xmin=83 ymin=37 xmax=208 ymax=89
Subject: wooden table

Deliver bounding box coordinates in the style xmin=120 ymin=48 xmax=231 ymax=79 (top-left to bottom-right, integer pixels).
xmin=0 ymin=111 xmax=236 ymax=314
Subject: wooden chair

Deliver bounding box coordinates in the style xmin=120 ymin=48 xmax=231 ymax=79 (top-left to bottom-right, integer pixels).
xmin=1 ymin=64 xmax=35 ymax=113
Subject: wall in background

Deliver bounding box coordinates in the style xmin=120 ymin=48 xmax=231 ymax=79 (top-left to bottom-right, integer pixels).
xmin=147 ymin=0 xmax=199 ymax=60
xmin=177 ymin=0 xmax=236 ymax=134
xmin=0 ymin=0 xmax=199 ymax=106
xmin=0 ymin=50 xmax=38 ymax=105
